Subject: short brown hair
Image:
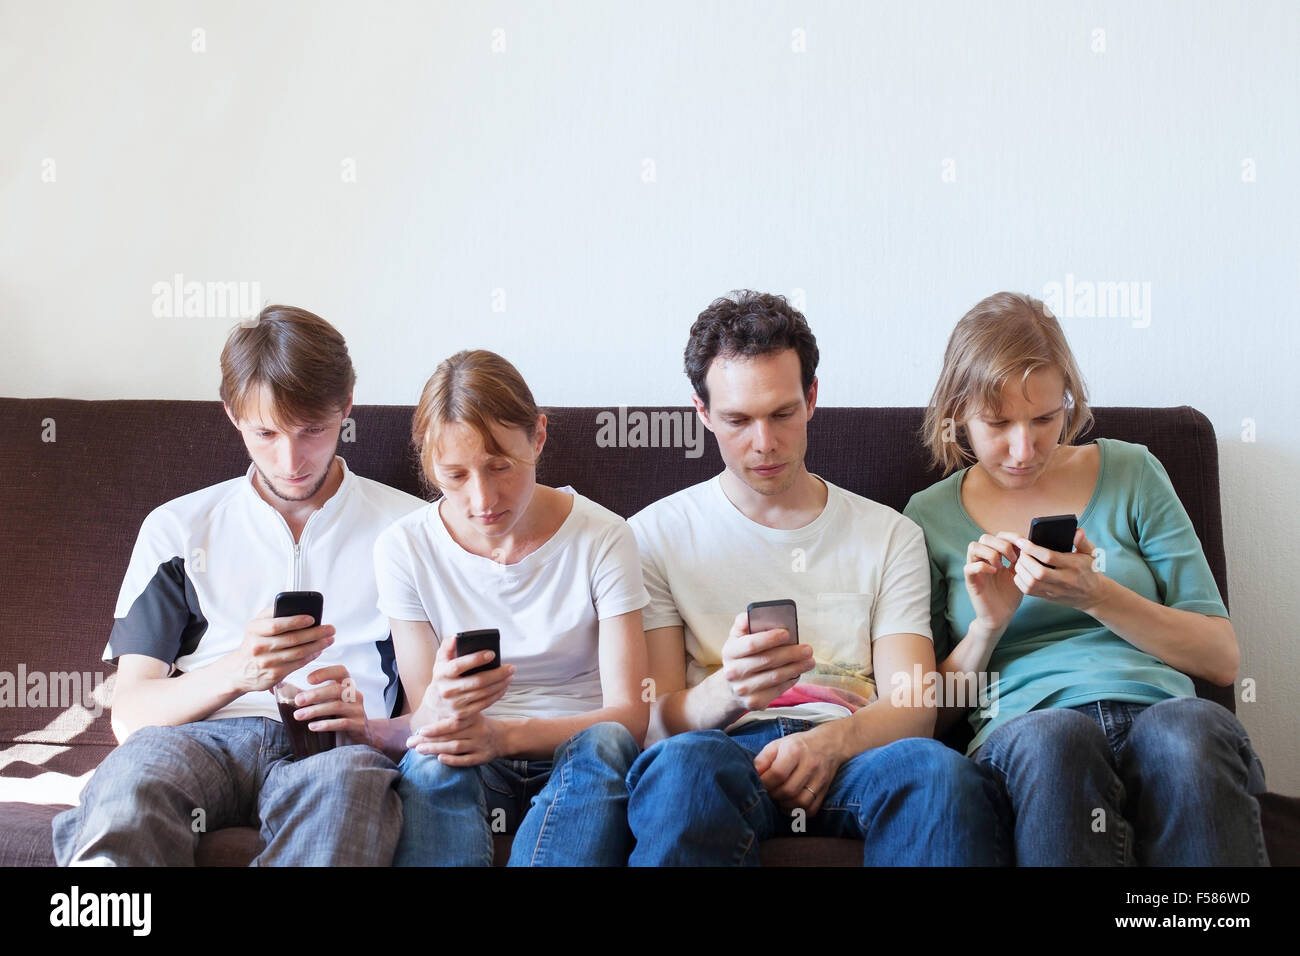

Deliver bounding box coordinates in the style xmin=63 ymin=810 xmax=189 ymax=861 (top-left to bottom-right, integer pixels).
xmin=220 ymin=305 xmax=356 ymax=426
xmin=684 ymin=291 xmax=819 ymax=409
xmin=411 ymin=350 xmax=541 ymax=491
xmin=923 ymin=291 xmax=1093 ymax=474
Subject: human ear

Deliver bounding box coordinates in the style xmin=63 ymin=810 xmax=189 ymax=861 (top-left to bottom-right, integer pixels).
xmin=691 ymin=393 xmax=715 ymax=434
xmin=532 ymin=413 xmax=548 ymax=457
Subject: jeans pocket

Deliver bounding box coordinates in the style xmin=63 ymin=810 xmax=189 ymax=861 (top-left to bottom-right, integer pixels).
xmin=479 ymin=762 xmax=515 ymax=798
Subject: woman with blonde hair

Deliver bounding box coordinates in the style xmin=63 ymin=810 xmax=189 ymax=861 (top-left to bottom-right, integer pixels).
xmin=903 ymin=292 xmax=1267 ymax=865
xmin=372 ymin=349 xmax=649 ymax=866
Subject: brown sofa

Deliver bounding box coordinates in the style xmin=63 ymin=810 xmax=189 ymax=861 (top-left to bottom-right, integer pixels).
xmin=1 ymin=398 xmax=1296 ymax=865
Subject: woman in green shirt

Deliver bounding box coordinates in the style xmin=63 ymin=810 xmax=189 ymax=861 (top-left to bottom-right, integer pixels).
xmin=903 ymin=291 xmax=1267 ymax=865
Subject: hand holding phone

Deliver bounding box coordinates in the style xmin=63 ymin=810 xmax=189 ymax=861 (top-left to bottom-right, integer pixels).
xmin=420 ymin=628 xmax=514 ymax=727
xmin=1017 ymin=514 xmax=1107 ymax=609
xmin=230 ymin=592 xmax=333 ymax=694
xmin=719 ymin=601 xmax=814 ymax=713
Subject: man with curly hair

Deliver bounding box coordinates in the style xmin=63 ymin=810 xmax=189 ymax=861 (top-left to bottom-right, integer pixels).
xmin=624 ymin=290 xmax=1009 ymax=866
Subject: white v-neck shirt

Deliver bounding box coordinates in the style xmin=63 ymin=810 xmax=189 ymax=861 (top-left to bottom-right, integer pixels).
xmin=374 ymin=487 xmax=650 ymax=719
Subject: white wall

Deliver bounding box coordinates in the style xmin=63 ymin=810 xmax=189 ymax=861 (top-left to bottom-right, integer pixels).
xmin=3 ymin=1 xmax=1297 ymax=793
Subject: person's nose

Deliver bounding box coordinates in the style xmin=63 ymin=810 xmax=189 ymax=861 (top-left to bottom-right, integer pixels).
xmin=1009 ymin=424 xmax=1034 ymax=463
xmin=466 ymin=471 xmax=494 ymax=513
xmin=281 ymin=436 xmax=309 ymax=476
xmin=752 ymin=418 xmax=777 ymax=455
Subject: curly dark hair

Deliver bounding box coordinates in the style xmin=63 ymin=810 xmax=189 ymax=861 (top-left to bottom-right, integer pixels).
xmin=684 ymin=290 xmax=819 ymax=408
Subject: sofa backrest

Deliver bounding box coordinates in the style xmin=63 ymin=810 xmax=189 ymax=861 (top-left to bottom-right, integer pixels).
xmin=0 ymin=399 xmax=1232 ymax=777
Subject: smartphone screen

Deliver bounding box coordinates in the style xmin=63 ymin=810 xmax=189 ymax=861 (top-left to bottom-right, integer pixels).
xmin=747 ymin=599 xmax=798 ymax=645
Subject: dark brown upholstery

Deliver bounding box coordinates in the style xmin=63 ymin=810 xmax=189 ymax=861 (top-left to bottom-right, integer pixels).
xmin=2 ymin=398 xmax=1295 ymax=866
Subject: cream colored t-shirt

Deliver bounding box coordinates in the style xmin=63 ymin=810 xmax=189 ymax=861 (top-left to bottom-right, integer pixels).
xmin=629 ymin=474 xmax=932 ymax=728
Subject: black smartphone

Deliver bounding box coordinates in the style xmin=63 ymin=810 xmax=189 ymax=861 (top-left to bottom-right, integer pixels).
xmin=1028 ymin=515 xmax=1078 ymax=567
xmin=456 ymin=628 xmax=501 ymax=676
xmin=274 ymin=590 xmax=324 ymax=628
xmin=747 ymin=599 xmax=798 ymax=645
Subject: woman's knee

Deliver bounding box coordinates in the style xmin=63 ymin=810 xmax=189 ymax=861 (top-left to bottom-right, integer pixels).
xmin=976 ymin=708 xmax=1115 ymax=787
xmin=1124 ymin=696 xmax=1257 ymax=777
xmin=560 ymin=721 xmax=641 ymax=771
xmin=397 ymin=748 xmax=481 ymax=799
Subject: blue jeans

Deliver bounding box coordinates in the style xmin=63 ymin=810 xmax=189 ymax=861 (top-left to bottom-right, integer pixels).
xmin=972 ymin=696 xmax=1269 ymax=866
xmin=626 ymin=717 xmax=1011 ymax=866
xmin=394 ymin=721 xmax=639 ymax=866
xmin=50 ymin=717 xmax=403 ymax=866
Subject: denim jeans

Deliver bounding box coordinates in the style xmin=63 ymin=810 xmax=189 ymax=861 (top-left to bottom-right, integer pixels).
xmin=972 ymin=696 xmax=1269 ymax=866
xmin=394 ymin=721 xmax=639 ymax=866
xmin=51 ymin=717 xmax=403 ymax=866
xmin=626 ymin=717 xmax=1011 ymax=866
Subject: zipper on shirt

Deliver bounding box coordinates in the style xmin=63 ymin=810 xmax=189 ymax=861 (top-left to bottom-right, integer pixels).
xmin=248 ymin=459 xmax=345 ymax=597
xmin=277 ymin=510 xmax=319 ymax=593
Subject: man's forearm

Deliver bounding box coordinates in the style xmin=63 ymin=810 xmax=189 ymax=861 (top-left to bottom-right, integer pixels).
xmin=110 ymin=662 xmax=244 ymax=742
xmin=820 ymin=695 xmax=937 ymax=764
xmin=648 ymin=670 xmax=745 ymax=744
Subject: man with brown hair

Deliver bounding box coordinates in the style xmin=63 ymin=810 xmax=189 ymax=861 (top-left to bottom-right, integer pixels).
xmin=52 ymin=305 xmax=425 ymax=866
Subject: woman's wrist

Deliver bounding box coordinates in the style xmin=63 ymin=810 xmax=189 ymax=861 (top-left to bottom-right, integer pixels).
xmin=948 ymin=620 xmax=1004 ymax=677
xmin=965 ymin=618 xmax=1006 ymax=647
xmin=1082 ymin=574 xmax=1119 ymax=620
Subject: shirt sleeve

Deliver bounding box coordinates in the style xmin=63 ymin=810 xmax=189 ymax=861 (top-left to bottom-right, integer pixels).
xmin=104 ymin=508 xmax=201 ymax=667
xmin=628 ymin=512 xmax=684 ymax=632
xmin=373 ymin=520 xmax=431 ymax=622
xmin=589 ymin=519 xmax=652 ymax=620
xmin=903 ymin=494 xmax=954 ymax=658
xmin=869 ymin=516 xmax=935 ymax=642
xmin=1135 ymin=449 xmax=1229 ymax=617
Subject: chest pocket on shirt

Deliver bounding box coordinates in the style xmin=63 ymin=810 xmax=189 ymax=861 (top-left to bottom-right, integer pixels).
xmin=806 ymin=592 xmax=875 ymax=683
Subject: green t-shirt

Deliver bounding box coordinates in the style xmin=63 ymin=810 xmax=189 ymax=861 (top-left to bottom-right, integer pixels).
xmin=902 ymin=437 xmax=1229 ymax=755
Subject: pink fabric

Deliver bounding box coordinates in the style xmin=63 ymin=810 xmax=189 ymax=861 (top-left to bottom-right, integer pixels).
xmin=767 ymin=684 xmax=871 ymax=713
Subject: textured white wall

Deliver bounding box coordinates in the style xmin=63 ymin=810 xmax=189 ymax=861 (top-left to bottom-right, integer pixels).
xmin=3 ymin=0 xmax=1297 ymax=792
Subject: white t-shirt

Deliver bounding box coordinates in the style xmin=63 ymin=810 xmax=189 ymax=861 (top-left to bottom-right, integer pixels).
xmin=628 ymin=474 xmax=932 ymax=727
xmin=373 ymin=487 xmax=650 ymax=719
